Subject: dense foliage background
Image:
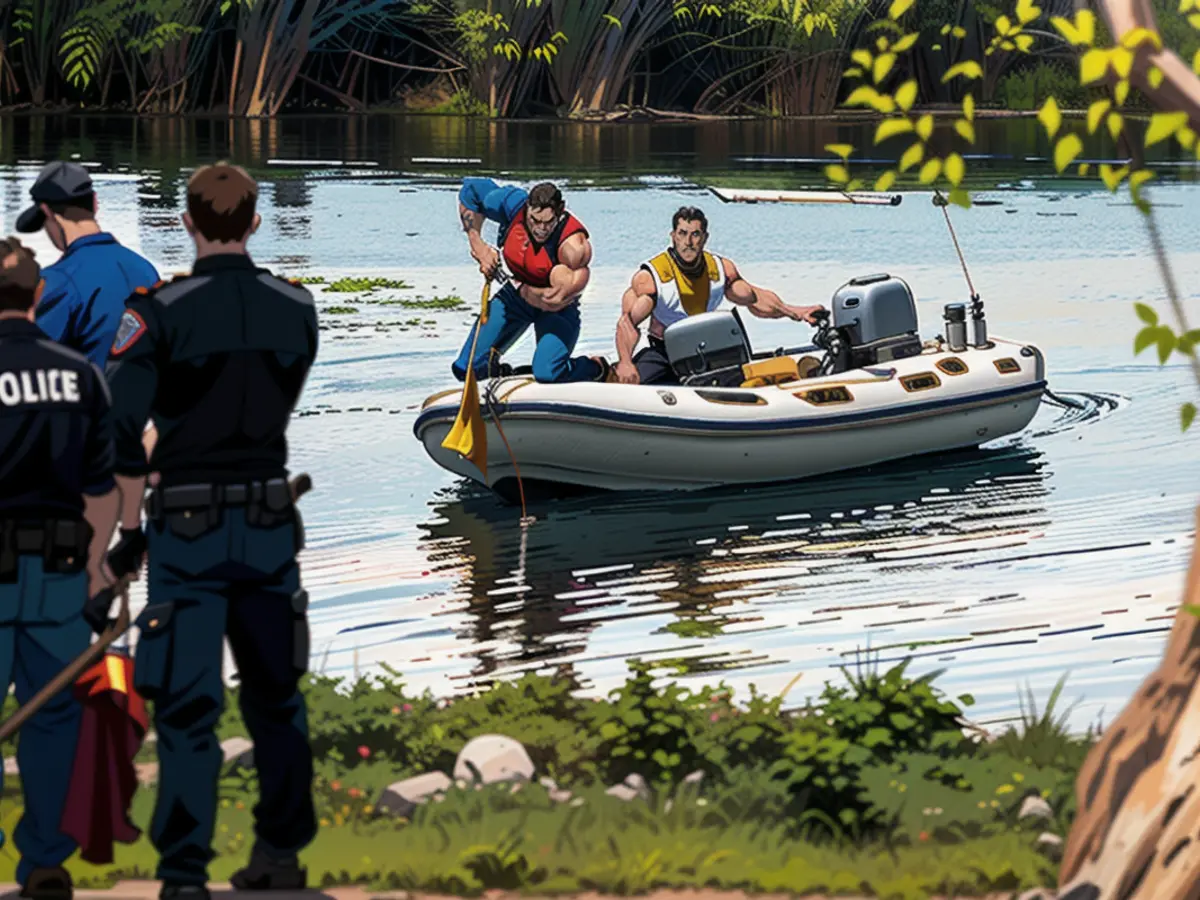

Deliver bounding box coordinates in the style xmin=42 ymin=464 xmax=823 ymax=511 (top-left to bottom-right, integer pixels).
xmin=2 ymin=0 xmax=1195 ymax=118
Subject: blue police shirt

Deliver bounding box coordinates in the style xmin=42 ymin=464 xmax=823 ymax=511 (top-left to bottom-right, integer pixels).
xmin=35 ymin=232 xmax=160 ymax=370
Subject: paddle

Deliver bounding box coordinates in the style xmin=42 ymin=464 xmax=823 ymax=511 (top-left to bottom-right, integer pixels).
xmin=441 ymin=279 xmax=492 ymax=477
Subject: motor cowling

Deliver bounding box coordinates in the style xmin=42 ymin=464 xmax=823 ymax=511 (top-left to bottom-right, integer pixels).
xmin=828 ymin=273 xmax=924 ymax=368
xmin=663 ymin=309 xmax=753 ymax=385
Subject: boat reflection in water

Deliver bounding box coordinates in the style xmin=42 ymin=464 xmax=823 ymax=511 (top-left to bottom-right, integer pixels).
xmin=417 ymin=443 xmax=1054 ymax=682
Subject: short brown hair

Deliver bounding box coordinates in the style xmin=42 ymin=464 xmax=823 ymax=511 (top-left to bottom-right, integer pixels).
xmin=187 ymin=161 xmax=257 ymax=242
xmin=48 ymin=195 xmax=96 ymax=222
xmin=672 ymin=206 xmax=707 ymax=232
xmin=0 ymin=237 xmax=40 ymax=312
xmin=528 ymin=182 xmax=564 ymax=213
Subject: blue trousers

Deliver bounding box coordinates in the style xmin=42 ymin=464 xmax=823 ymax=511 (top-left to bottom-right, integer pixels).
xmin=133 ymin=504 xmax=316 ymax=885
xmin=451 ymin=283 xmax=603 ymax=384
xmin=0 ymin=557 xmax=90 ymax=887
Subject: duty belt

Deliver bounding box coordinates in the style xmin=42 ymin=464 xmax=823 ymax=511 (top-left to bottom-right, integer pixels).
xmin=145 ymin=478 xmax=292 ymax=518
xmin=0 ymin=518 xmax=92 ymax=580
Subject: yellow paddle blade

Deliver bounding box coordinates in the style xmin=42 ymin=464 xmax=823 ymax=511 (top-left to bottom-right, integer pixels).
xmin=480 ymin=279 xmax=491 ymax=324
xmin=440 ymin=363 xmax=488 ymax=478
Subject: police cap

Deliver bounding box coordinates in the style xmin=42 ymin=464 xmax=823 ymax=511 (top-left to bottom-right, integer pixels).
xmin=16 ymin=161 xmax=95 ymax=233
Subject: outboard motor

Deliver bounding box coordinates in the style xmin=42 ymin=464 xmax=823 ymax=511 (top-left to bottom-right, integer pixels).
xmin=819 ymin=273 xmax=924 ymax=375
xmin=664 ymin=309 xmax=754 ymax=387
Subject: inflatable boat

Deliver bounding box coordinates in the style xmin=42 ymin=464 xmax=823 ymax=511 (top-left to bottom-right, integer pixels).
xmin=413 ymin=273 xmax=1047 ymax=500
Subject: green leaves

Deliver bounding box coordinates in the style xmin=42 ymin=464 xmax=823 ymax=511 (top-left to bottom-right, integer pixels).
xmin=1135 ymin=303 xmax=1158 ymax=326
xmin=942 ymin=60 xmax=983 ymax=82
xmin=1037 ymin=97 xmax=1061 ymax=139
xmin=1145 ymin=112 xmax=1189 ymax=148
xmin=1053 ymin=134 xmax=1083 ymax=173
xmin=1183 ymin=403 xmax=1197 ymax=432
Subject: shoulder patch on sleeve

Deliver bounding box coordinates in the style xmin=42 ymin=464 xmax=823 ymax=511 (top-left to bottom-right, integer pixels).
xmin=110 ymin=309 xmax=148 ymax=356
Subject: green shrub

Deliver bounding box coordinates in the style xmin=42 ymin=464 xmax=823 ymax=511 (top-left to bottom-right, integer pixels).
xmin=995 ymin=60 xmax=1096 ymax=110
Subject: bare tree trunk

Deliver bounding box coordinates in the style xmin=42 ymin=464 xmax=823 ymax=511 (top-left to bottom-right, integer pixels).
xmin=1057 ymin=2 xmax=1200 ymax=896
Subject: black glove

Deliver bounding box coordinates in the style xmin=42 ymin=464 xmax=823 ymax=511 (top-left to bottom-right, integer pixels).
xmin=107 ymin=526 xmax=147 ymax=580
xmin=84 ymin=585 xmax=115 ymax=637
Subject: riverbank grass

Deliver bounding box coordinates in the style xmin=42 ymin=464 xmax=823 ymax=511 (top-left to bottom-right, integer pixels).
xmin=0 ymin=661 xmax=1086 ymax=899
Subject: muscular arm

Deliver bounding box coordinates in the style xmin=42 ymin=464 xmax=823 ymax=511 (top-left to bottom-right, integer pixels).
xmin=519 ymin=232 xmax=592 ymax=310
xmin=458 ymin=177 xmax=527 ymax=261
xmin=722 ymin=257 xmax=825 ymax=323
xmin=616 ymin=268 xmax=656 ymax=367
xmin=722 ymin=257 xmax=787 ymax=318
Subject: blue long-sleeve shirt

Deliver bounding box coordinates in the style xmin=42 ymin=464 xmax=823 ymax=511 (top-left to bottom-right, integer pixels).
xmin=35 ymin=232 xmax=160 ymax=371
xmin=458 ymin=177 xmax=528 ymax=231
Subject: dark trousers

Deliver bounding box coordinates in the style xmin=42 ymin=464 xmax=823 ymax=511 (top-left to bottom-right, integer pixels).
xmin=0 ymin=557 xmax=89 ymax=886
xmin=451 ymin=282 xmax=603 ymax=384
xmin=633 ymin=336 xmax=680 ymax=386
xmin=133 ymin=503 xmax=316 ymax=885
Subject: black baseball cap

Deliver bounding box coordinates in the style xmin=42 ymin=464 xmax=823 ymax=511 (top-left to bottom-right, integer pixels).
xmin=16 ymin=161 xmax=95 ymax=233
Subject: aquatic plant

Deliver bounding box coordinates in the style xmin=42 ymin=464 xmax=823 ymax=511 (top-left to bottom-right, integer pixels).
xmin=324 ymin=276 xmax=413 ymax=293
xmin=325 ymin=305 xmax=359 ymax=314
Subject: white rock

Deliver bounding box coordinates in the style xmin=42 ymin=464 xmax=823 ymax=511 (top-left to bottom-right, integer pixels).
xmin=1019 ymin=795 xmax=1054 ymax=821
xmin=1036 ymin=832 xmax=1064 ymax=858
xmin=605 ymin=784 xmax=642 ymax=801
xmin=221 ymin=737 xmax=254 ymax=768
xmin=452 ymin=735 xmax=535 ymax=785
xmin=605 ymin=774 xmax=651 ymax=802
xmin=376 ymin=771 xmax=453 ymax=818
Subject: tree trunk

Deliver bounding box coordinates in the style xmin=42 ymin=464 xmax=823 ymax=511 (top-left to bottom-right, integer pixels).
xmin=1056 ymin=8 xmax=1200 ymax=895
xmin=1058 ymin=504 xmax=1200 ymax=898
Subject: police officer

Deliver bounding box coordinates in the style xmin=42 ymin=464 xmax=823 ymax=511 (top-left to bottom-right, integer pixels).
xmin=95 ymin=161 xmax=319 ymax=900
xmin=15 ymin=160 xmax=160 ymax=370
xmin=0 ymin=236 xmax=119 ymax=900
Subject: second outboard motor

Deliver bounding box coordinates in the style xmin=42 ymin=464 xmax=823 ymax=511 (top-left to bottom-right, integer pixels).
xmin=943 ymin=303 xmax=967 ymax=352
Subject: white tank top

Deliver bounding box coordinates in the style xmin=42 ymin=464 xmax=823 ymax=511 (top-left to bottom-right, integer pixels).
xmin=642 ymin=251 xmax=728 ymax=330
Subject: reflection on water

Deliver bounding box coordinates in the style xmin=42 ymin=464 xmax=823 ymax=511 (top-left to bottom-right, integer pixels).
xmin=4 ymin=112 xmax=1198 ymax=188
xmin=420 ymin=444 xmax=1053 ymax=681
xmin=0 ymin=115 xmax=1196 ymax=732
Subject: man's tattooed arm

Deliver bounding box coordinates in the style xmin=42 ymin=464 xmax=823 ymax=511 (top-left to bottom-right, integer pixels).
xmin=459 ymin=202 xmax=485 ymax=236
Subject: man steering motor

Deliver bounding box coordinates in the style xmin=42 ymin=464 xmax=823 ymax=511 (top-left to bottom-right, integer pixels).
xmin=613 ymin=206 xmax=825 ymax=386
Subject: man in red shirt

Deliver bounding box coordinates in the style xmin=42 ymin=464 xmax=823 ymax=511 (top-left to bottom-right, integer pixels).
xmin=453 ymin=178 xmax=612 ymax=384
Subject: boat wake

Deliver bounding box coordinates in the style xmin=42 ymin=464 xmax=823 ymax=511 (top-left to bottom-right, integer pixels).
xmin=1030 ymin=389 xmax=1126 ymax=437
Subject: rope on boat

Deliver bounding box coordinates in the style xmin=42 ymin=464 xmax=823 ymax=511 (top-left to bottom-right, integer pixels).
xmin=483 ymin=377 xmax=532 ymax=524
xmin=933 ymin=188 xmax=978 ymax=300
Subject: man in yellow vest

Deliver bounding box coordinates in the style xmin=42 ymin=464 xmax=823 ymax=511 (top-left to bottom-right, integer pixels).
xmin=613 ymin=206 xmax=826 ymax=385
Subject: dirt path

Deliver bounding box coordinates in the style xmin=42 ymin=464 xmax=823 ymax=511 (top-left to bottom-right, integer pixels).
xmin=0 ymin=886 xmax=1046 ymax=900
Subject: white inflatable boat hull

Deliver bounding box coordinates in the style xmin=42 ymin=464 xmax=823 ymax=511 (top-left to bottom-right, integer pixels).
xmin=413 ymin=337 xmax=1046 ymax=495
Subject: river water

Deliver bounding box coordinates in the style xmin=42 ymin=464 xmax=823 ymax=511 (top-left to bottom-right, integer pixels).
xmin=2 ymin=114 xmax=1197 ymax=734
